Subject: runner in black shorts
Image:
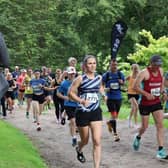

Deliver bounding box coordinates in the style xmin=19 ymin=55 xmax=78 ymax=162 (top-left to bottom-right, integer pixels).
xmin=69 ymin=55 xmax=106 ymax=167
xmin=132 ymin=55 xmax=168 ymax=160
xmin=102 ymin=59 xmax=125 ymax=142
xmin=30 ymin=70 xmax=47 ymax=131
xmin=57 ymin=66 xmax=78 ymax=147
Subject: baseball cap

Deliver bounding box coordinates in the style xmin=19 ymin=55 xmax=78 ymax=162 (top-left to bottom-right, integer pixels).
xmin=150 ymin=55 xmax=162 ymax=66
xmin=67 ymin=66 xmax=76 ymax=74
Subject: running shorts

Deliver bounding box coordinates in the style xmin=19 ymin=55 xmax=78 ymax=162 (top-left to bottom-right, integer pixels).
xmin=128 ymin=94 xmax=139 ymax=101
xmin=139 ymin=102 xmax=163 ymax=116
xmin=75 ymin=107 xmax=102 ymax=127
xmin=107 ymin=99 xmax=122 ymax=113
xmin=64 ymin=106 xmax=76 ymax=120
xmin=32 ymin=94 xmax=46 ymax=104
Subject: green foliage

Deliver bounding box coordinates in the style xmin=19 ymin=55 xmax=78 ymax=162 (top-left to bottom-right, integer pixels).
xmin=0 ymin=0 xmax=167 ymax=71
xmin=0 ymin=0 xmax=124 ymax=69
xmin=127 ymin=29 xmax=168 ymax=70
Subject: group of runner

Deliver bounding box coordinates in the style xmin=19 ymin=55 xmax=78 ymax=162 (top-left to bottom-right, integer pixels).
xmin=1 ymin=54 xmax=168 ymax=168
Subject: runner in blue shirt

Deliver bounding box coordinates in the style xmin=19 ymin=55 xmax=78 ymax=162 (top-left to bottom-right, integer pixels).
xmin=57 ymin=66 xmax=78 ymax=147
xmin=102 ymin=58 xmax=125 ymax=142
xmin=30 ymin=69 xmax=47 ymax=131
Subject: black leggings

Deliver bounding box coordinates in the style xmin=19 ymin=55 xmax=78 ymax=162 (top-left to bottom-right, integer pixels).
xmin=0 ymin=96 xmax=6 ymax=116
xmin=53 ymin=95 xmax=64 ymax=120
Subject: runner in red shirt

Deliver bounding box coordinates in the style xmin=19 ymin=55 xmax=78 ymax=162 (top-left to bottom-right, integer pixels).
xmin=17 ymin=69 xmax=27 ymax=106
xmin=132 ymin=55 xmax=168 ymax=161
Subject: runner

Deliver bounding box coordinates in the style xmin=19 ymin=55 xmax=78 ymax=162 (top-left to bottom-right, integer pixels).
xmin=12 ymin=66 xmax=20 ymax=80
xmin=126 ymin=64 xmax=140 ymax=128
xmin=30 ymin=69 xmax=47 ymax=131
xmin=163 ymin=72 xmax=168 ymax=119
xmin=4 ymin=68 xmax=10 ymax=77
xmin=24 ymin=68 xmax=33 ymax=118
xmin=60 ymin=57 xmax=78 ymax=124
xmin=5 ymin=72 xmax=17 ymax=113
xmin=68 ymin=55 xmax=106 ymax=168
xmin=17 ymin=69 xmax=27 ymax=106
xmin=47 ymin=67 xmax=55 ymax=79
xmin=132 ymin=55 xmax=168 ymax=160
xmin=68 ymin=57 xmax=77 ymax=67
xmin=61 ymin=57 xmax=78 ymax=80
xmin=40 ymin=66 xmax=53 ymax=112
xmin=102 ymin=58 xmax=125 ymax=141
xmin=12 ymin=66 xmax=20 ymax=100
xmin=51 ymin=68 xmax=64 ymax=123
xmin=57 ymin=66 xmax=78 ymax=146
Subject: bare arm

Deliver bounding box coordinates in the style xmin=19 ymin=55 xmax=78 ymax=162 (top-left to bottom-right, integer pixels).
xmin=68 ymin=75 xmax=90 ymax=106
xmin=160 ymin=67 xmax=165 ymax=93
xmin=133 ymin=69 xmax=155 ymax=100
xmin=99 ymin=80 xmax=107 ymax=102
xmin=57 ymin=91 xmax=69 ymax=101
xmin=160 ymin=68 xmax=167 ymax=101
xmin=68 ymin=75 xmax=82 ymax=103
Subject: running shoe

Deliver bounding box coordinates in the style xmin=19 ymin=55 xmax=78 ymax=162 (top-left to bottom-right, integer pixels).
xmin=133 ymin=135 xmax=140 ymax=151
xmin=37 ymin=124 xmax=41 ymax=131
xmin=75 ymin=146 xmax=86 ymax=163
xmin=106 ymin=121 xmax=112 ymax=133
xmin=61 ymin=118 xmax=66 ymax=125
xmin=156 ymin=148 xmax=168 ymax=161
xmin=72 ymin=138 xmax=77 ymax=147
xmin=114 ymin=133 xmax=120 ymax=142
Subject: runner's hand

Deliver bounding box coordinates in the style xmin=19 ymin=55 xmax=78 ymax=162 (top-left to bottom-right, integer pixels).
xmin=145 ymin=93 xmax=155 ymax=100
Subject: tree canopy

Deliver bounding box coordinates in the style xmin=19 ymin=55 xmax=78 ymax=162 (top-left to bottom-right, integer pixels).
xmin=0 ymin=0 xmax=167 ymax=70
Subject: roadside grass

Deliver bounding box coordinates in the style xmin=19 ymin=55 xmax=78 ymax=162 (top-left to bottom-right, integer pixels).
xmin=101 ymin=103 xmax=168 ymax=128
xmin=0 ymin=120 xmax=48 ymax=168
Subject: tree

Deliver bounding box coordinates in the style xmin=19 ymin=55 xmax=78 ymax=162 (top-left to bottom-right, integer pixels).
xmin=0 ymin=0 xmax=167 ymax=71
xmin=127 ymin=30 xmax=168 ymax=71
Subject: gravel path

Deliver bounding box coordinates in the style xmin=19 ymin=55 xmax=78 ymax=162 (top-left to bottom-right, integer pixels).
xmin=4 ymin=105 xmax=168 ymax=168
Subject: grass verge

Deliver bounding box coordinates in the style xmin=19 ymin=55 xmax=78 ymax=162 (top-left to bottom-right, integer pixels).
xmin=0 ymin=120 xmax=48 ymax=168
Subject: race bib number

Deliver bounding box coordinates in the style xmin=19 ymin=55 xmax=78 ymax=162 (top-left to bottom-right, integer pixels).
xmin=8 ymin=87 xmax=13 ymax=92
xmin=86 ymin=93 xmax=98 ymax=103
xmin=32 ymin=85 xmax=41 ymax=92
xmin=110 ymin=83 xmax=119 ymax=90
xmin=151 ymin=87 xmax=160 ymax=96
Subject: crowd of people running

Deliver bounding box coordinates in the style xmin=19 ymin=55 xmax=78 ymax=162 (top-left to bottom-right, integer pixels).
xmin=1 ymin=54 xmax=168 ymax=167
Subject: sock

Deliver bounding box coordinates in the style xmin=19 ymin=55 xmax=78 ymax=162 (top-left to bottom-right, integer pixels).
xmin=110 ymin=119 xmax=116 ymax=133
xmin=73 ymin=135 xmax=76 ymax=139
xmin=158 ymin=146 xmax=163 ymax=151
xmin=136 ymin=135 xmax=141 ymax=140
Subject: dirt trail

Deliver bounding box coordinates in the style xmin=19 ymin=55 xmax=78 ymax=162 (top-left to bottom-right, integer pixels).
xmin=4 ymin=105 xmax=168 ymax=168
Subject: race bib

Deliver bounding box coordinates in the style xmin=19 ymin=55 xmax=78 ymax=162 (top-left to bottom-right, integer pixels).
xmin=150 ymin=87 xmax=160 ymax=96
xmin=110 ymin=83 xmax=119 ymax=90
xmin=8 ymin=87 xmax=13 ymax=92
xmin=32 ymin=85 xmax=41 ymax=92
xmin=85 ymin=93 xmax=99 ymax=103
